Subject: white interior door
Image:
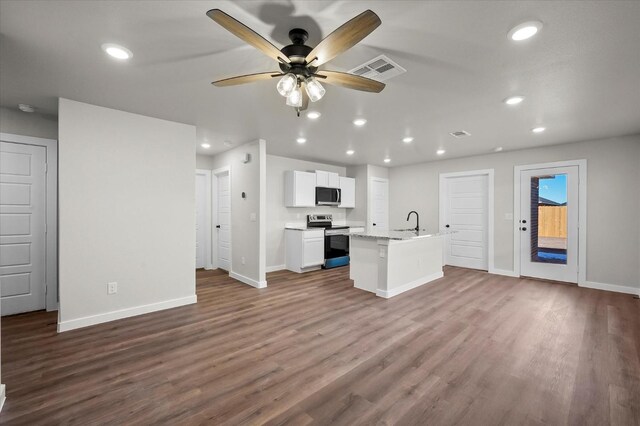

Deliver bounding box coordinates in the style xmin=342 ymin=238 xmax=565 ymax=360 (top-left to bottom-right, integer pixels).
xmin=1 ymin=142 xmax=47 ymax=316
xmin=195 ymin=171 xmax=210 ymax=269
xmin=442 ymin=174 xmax=488 ymax=270
xmin=519 ymin=166 xmax=578 ymax=283
xmin=216 ymin=171 xmax=231 ymax=271
xmin=369 ymin=178 xmax=388 ymax=230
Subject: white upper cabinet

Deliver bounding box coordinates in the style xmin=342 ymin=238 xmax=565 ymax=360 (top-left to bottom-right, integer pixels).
xmin=339 ymin=176 xmax=355 ymax=208
xmin=284 ymin=170 xmax=316 ymax=207
xmin=316 ymin=170 xmax=339 ymax=188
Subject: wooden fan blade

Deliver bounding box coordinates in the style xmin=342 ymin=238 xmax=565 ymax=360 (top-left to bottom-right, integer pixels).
xmin=316 ymin=71 xmax=385 ymax=93
xmin=212 ymin=72 xmax=281 ymax=87
xmin=300 ymin=86 xmax=309 ymax=111
xmin=206 ymin=9 xmax=289 ymax=64
xmin=305 ymin=10 xmax=381 ymax=66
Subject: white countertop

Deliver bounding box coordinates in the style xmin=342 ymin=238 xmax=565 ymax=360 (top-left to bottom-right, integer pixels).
xmin=350 ymin=229 xmax=455 ymax=241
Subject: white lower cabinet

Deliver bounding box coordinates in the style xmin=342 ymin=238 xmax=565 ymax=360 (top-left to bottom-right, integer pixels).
xmin=285 ymin=229 xmax=325 ymax=273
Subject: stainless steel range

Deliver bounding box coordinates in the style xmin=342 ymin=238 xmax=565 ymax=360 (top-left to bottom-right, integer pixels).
xmin=307 ymin=214 xmax=350 ymax=269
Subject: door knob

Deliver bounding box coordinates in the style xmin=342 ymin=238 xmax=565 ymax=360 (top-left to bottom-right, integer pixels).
xmin=373 ymin=223 xmax=377 ymax=226
xmin=522 ymin=219 xmax=527 ymax=224
xmin=521 ymin=227 xmax=527 ymax=231
xmin=216 ymin=225 xmax=221 ymax=229
xmin=445 ymin=224 xmax=450 ymax=228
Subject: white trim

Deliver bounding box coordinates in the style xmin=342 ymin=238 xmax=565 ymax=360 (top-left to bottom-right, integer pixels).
xmin=439 ymin=169 xmax=495 ymax=272
xmin=212 ymin=166 xmax=231 ymax=272
xmin=0 ymin=132 xmax=58 ymax=312
xmin=513 ymin=159 xmax=587 ymax=284
xmin=258 ymin=139 xmax=267 ymax=284
xmin=195 ymin=169 xmax=213 ymax=269
xmin=57 ymin=295 xmax=197 ymax=332
xmin=0 ymin=384 xmax=5 ymax=412
xmin=490 ymin=268 xmax=519 ymax=278
xmin=266 ymin=264 xmax=286 ymax=273
xmin=581 ymin=281 xmax=639 ymax=296
xmin=376 ymin=271 xmax=444 ymax=298
xmin=230 ymin=271 xmax=267 ymax=289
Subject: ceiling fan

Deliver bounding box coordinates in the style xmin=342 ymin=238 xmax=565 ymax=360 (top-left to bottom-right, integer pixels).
xmin=206 ymin=8 xmax=385 ymax=116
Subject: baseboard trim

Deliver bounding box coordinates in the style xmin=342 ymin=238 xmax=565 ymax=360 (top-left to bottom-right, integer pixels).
xmin=581 ymin=280 xmax=640 ymax=296
xmin=57 ymin=295 xmax=197 ymax=333
xmin=266 ymin=265 xmax=286 ymax=273
xmin=0 ymin=384 xmax=5 ymax=412
xmin=230 ymin=271 xmax=267 ymax=289
xmin=489 ymin=268 xmax=519 ymax=278
xmin=376 ymin=271 xmax=444 ymax=299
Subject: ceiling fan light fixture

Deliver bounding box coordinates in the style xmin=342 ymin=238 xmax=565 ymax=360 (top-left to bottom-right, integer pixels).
xmin=286 ymin=85 xmax=303 ymax=107
xmin=305 ymin=77 xmax=326 ymax=102
xmin=277 ymin=73 xmax=297 ymax=97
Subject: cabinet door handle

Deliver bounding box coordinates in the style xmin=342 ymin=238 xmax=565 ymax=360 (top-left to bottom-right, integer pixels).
xmin=445 ymin=224 xmax=450 ymax=228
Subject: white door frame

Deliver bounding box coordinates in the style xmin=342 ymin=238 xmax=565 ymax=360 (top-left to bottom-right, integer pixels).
xmin=212 ymin=166 xmax=231 ymax=272
xmin=367 ymin=177 xmax=389 ymax=229
xmin=439 ymin=169 xmax=495 ymax=273
xmin=195 ymin=169 xmax=212 ymax=269
xmin=0 ymin=132 xmax=57 ymax=312
xmin=513 ymin=160 xmax=587 ymax=284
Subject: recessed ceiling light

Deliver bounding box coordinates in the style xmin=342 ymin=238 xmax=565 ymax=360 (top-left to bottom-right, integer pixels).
xmin=494 ymin=146 xmax=503 ymax=152
xmin=346 ymin=150 xmax=355 ymax=155
xmin=402 ymin=137 xmax=414 ymax=143
xmin=436 ymin=149 xmax=446 ymax=156
xmin=508 ymin=21 xmax=543 ymax=41
xmin=201 ymin=143 xmax=211 ymax=148
xmin=531 ymin=126 xmax=546 ymax=133
xmin=353 ymin=118 xmax=367 ymax=126
xmin=504 ymin=96 xmax=524 ymax=105
xmin=296 ymin=137 xmax=306 ymax=144
xmin=307 ymin=111 xmax=321 ymax=119
xmin=383 ymin=158 xmax=391 ymax=163
xmin=101 ymin=43 xmax=132 ymax=60
xmin=17 ymin=103 xmax=35 ymax=113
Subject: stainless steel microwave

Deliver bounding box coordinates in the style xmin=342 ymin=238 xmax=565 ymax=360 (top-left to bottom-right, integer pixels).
xmin=316 ymin=187 xmax=341 ymax=206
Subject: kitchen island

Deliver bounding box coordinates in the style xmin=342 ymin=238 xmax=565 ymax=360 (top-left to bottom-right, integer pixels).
xmin=350 ymin=229 xmax=450 ymax=298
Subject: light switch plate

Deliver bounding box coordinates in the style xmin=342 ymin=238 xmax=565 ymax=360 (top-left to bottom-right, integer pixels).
xmin=107 ymin=282 xmax=118 ymax=294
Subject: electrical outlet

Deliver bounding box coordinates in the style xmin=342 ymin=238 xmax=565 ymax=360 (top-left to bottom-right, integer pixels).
xmin=241 ymin=256 xmax=246 ymax=265
xmin=107 ymin=282 xmax=118 ymax=294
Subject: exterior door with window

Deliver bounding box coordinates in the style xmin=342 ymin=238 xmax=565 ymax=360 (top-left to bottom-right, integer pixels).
xmin=519 ymin=166 xmax=579 ymax=282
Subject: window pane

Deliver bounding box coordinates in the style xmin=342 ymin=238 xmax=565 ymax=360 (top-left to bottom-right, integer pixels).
xmin=530 ymin=174 xmax=567 ymax=264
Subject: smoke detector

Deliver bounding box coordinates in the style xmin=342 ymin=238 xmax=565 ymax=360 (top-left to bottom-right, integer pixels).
xmin=449 ymin=130 xmax=471 ymax=138
xmin=18 ymin=104 xmax=36 ymax=113
xmin=348 ymin=54 xmax=406 ymax=82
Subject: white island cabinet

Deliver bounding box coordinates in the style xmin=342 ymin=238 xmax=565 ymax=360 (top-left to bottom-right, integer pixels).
xmin=350 ymin=230 xmax=450 ymax=298
xmin=285 ymin=229 xmax=325 ymax=273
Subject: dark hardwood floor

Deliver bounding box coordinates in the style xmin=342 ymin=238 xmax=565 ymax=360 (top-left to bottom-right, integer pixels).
xmin=1 ymin=266 xmax=639 ymax=425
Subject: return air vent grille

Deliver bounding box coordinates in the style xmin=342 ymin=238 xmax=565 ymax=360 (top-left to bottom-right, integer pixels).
xmin=449 ymin=130 xmax=471 ymax=138
xmin=348 ymin=54 xmax=406 ymax=82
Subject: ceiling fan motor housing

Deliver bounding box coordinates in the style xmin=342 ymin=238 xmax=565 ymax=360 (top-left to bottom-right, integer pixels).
xmin=279 ymin=28 xmax=317 ymax=74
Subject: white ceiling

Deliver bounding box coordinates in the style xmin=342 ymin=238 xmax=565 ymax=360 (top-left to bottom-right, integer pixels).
xmin=1 ymin=0 xmax=639 ymax=166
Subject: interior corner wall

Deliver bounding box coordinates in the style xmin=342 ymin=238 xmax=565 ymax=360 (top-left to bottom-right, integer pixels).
xmin=0 ymin=106 xmax=58 ymax=140
xmin=209 ymin=140 xmax=266 ymax=286
xmin=196 ymin=154 xmax=214 ymax=170
xmin=388 ymin=134 xmax=640 ymax=290
xmin=346 ymin=165 xmax=368 ymax=223
xmin=57 ymin=98 xmax=197 ymax=331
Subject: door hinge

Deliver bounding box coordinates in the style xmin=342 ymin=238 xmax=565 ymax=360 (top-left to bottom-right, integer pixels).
xmin=44 ymin=162 xmax=48 ymax=173
xmin=45 ymin=222 xmax=47 ymax=233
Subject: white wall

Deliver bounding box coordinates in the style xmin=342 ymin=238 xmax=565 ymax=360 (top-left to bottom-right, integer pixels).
xmin=266 ymin=155 xmax=348 ymax=270
xmin=346 ymin=165 xmax=368 ymax=223
xmin=0 ymin=106 xmax=58 ymax=140
xmin=205 ymin=140 xmax=267 ymax=287
xmin=57 ymin=99 xmax=197 ymax=331
xmin=389 ymin=134 xmax=640 ymax=291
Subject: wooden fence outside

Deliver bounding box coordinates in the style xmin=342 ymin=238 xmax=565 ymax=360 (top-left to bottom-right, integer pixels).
xmin=538 ymin=206 xmax=567 ymax=238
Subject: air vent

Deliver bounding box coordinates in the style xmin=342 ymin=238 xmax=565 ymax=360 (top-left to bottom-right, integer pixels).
xmin=348 ymin=54 xmax=406 ymax=82
xmin=449 ymin=130 xmax=471 ymax=138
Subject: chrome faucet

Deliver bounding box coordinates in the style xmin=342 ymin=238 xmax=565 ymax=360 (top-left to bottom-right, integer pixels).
xmin=406 ymin=211 xmax=419 ymax=233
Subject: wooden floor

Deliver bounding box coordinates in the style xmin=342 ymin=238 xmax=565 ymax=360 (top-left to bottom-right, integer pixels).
xmin=1 ymin=267 xmax=639 ymax=425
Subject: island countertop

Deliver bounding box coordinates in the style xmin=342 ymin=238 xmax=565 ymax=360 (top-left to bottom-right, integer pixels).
xmin=350 ymin=229 xmax=455 ymax=241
